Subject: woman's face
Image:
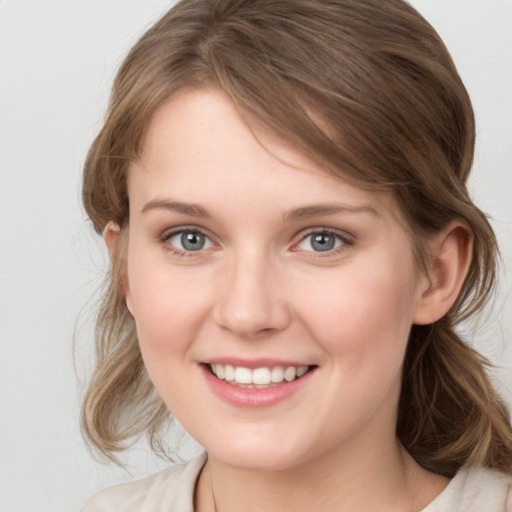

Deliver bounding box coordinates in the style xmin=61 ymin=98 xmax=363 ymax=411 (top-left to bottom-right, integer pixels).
xmin=122 ymin=88 xmax=429 ymax=471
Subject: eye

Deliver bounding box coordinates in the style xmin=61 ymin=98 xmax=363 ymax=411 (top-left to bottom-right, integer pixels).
xmin=165 ymin=229 xmax=214 ymax=252
xmin=296 ymin=230 xmax=346 ymax=252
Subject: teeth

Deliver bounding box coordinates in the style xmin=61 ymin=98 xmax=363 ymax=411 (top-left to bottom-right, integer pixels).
xmin=234 ymin=367 xmax=252 ymax=384
xmin=296 ymin=366 xmax=308 ymax=377
xmin=271 ymin=366 xmax=284 ymax=383
xmin=224 ymin=364 xmax=235 ymax=381
xmin=253 ymin=367 xmax=271 ymax=385
xmin=210 ymin=364 xmax=310 ymax=385
xmin=284 ymin=366 xmax=296 ymax=381
xmin=214 ymin=364 xmax=224 ymax=379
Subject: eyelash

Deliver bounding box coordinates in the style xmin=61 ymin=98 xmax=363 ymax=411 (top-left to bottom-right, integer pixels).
xmin=160 ymin=227 xmax=215 ymax=257
xmin=294 ymin=229 xmax=353 ymax=256
xmin=159 ymin=227 xmax=353 ymax=257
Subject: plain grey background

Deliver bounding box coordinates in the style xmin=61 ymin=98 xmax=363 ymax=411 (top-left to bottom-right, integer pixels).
xmin=1 ymin=1 xmax=511 ymax=511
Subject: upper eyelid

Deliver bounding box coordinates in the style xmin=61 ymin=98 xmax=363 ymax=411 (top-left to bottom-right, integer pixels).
xmin=294 ymin=227 xmax=354 ymax=243
xmin=161 ymin=225 xmax=212 ymax=240
xmin=160 ymin=227 xmax=217 ymax=256
xmin=160 ymin=225 xmax=217 ymax=249
xmin=288 ymin=228 xmax=355 ymax=257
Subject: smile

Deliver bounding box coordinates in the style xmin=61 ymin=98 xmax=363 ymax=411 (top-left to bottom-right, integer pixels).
xmin=209 ymin=364 xmax=311 ymax=388
xmin=201 ymin=361 xmax=318 ymax=408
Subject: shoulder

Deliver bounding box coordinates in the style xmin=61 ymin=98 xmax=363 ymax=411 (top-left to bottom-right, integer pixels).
xmin=81 ymin=452 xmax=207 ymax=512
xmin=423 ymin=466 xmax=512 ymax=512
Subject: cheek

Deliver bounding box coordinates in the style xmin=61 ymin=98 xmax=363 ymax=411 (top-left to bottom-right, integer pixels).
xmin=126 ymin=265 xmax=214 ymax=414
xmin=126 ymin=251 xmax=213 ymax=368
xmin=297 ymin=256 xmax=419 ymax=369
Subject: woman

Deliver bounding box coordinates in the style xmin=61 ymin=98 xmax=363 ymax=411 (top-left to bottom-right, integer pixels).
xmin=81 ymin=0 xmax=512 ymax=510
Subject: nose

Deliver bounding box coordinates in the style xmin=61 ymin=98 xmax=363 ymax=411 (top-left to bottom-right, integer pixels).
xmin=213 ymin=250 xmax=291 ymax=339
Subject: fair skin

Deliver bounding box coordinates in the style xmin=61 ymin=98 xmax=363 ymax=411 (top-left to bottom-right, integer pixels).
xmin=106 ymin=88 xmax=471 ymax=511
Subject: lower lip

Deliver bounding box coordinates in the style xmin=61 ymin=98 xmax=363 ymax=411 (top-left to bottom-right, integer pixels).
xmin=201 ymin=365 xmax=315 ymax=408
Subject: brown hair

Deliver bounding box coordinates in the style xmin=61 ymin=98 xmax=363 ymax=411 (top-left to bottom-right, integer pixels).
xmin=81 ymin=0 xmax=512 ymax=474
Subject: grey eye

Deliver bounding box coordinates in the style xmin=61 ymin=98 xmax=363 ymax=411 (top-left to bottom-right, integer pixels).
xmin=297 ymin=232 xmax=343 ymax=252
xmin=181 ymin=232 xmax=205 ymax=251
xmin=310 ymin=233 xmax=335 ymax=251
xmin=168 ymin=230 xmax=213 ymax=251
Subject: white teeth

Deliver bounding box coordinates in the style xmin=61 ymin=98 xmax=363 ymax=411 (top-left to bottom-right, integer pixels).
xmin=284 ymin=366 xmax=296 ymax=381
xmin=209 ymin=363 xmax=311 ymax=386
xmin=224 ymin=364 xmax=235 ymax=381
xmin=234 ymin=367 xmax=252 ymax=384
xmin=253 ymin=367 xmax=271 ymax=385
xmin=271 ymin=366 xmax=284 ymax=382
xmin=214 ymin=364 xmax=224 ymax=379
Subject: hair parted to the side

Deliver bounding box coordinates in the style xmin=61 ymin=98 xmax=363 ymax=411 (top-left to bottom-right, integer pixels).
xmin=81 ymin=0 xmax=512 ymax=473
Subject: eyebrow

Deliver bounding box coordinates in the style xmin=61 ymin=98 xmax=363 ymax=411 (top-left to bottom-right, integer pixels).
xmin=141 ymin=199 xmax=210 ymax=217
xmin=141 ymin=198 xmax=379 ymax=221
xmin=282 ymin=203 xmax=379 ymax=222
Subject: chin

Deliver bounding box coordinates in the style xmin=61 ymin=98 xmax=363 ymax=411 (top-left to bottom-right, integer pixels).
xmin=202 ymin=433 xmax=314 ymax=473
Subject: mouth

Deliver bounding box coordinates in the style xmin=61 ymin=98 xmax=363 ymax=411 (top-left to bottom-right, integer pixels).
xmin=205 ymin=363 xmax=316 ymax=389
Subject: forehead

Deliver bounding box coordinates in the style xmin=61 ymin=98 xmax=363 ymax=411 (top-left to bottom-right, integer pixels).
xmin=129 ymin=88 xmax=401 ymax=223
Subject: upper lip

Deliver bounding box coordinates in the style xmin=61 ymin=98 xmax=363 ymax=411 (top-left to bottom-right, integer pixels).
xmin=202 ymin=358 xmax=314 ymax=369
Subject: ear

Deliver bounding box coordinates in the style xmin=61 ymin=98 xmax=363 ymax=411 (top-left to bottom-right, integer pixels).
xmin=103 ymin=221 xmax=121 ymax=262
xmin=103 ymin=221 xmax=134 ymax=316
xmin=413 ymin=221 xmax=473 ymax=325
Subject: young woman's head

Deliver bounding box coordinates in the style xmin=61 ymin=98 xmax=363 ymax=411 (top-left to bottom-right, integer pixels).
xmin=82 ymin=0 xmax=512 ymax=475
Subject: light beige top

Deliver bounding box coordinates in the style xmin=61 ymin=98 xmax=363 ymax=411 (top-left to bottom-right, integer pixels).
xmin=82 ymin=453 xmax=512 ymax=511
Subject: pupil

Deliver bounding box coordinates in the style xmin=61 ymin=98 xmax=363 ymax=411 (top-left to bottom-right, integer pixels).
xmin=312 ymin=233 xmax=334 ymax=252
xmin=181 ymin=232 xmax=205 ymax=251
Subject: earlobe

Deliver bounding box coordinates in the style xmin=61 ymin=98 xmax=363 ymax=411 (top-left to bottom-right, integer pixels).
xmin=103 ymin=221 xmax=134 ymax=316
xmin=413 ymin=221 xmax=473 ymax=325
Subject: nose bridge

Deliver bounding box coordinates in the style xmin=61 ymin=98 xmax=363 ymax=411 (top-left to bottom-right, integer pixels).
xmin=214 ymin=244 xmax=289 ymax=338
